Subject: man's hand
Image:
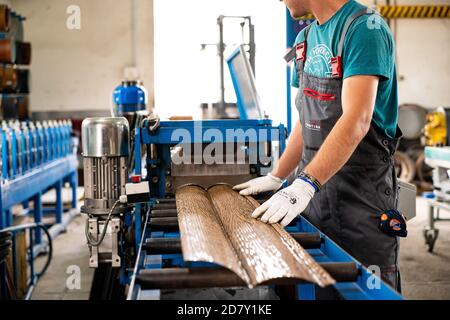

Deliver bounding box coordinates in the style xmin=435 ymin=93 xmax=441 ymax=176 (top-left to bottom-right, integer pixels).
xmin=251 ymin=179 xmax=315 ymax=227
xmin=233 ymin=173 xmax=284 ymax=196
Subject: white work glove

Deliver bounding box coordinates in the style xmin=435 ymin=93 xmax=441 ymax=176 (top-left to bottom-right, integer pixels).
xmin=251 ymin=178 xmax=315 ymax=227
xmin=233 ymin=173 xmax=284 ymax=196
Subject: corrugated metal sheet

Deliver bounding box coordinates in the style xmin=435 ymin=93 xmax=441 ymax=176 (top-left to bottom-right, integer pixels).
xmin=176 ymin=184 xmax=335 ymax=288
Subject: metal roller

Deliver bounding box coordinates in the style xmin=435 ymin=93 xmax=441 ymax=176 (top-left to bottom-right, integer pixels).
xmin=144 ymin=233 xmax=322 ymax=255
xmin=136 ymin=263 xmax=358 ymax=290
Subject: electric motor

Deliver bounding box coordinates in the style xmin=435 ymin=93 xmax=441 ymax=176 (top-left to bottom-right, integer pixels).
xmin=81 ymin=117 xmax=130 ymax=216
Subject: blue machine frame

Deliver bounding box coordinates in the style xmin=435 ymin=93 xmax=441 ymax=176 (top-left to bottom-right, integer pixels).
xmin=127 ymin=209 xmax=402 ymax=300
xmin=132 ymin=119 xmax=286 ymax=246
xmin=126 ymin=118 xmax=402 ymax=300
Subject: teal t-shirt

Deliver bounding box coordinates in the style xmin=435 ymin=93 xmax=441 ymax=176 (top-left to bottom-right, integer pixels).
xmin=291 ymin=0 xmax=398 ymax=138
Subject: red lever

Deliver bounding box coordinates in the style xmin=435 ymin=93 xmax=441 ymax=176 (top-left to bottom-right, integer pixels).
xmin=131 ymin=175 xmax=141 ymax=183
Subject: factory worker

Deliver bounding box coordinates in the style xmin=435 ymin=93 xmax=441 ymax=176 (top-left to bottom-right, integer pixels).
xmin=234 ymin=0 xmax=402 ymax=291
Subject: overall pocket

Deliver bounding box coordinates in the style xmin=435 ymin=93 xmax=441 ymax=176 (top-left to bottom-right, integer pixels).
xmin=303 ymin=87 xmax=337 ymax=101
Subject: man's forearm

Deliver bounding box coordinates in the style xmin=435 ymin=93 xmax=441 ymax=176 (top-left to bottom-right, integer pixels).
xmin=272 ymin=120 xmax=303 ymax=179
xmin=304 ymin=115 xmax=369 ymax=184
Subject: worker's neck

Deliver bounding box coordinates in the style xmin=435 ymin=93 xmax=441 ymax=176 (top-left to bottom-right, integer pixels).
xmin=310 ymin=0 xmax=350 ymax=25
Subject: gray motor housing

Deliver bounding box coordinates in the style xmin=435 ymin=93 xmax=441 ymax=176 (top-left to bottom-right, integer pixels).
xmin=81 ymin=117 xmax=130 ymax=216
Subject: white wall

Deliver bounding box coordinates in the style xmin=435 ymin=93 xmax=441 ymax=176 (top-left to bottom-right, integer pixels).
xmin=393 ymin=0 xmax=450 ymax=109
xmin=9 ymin=0 xmax=154 ymax=113
xmin=362 ymin=0 xmax=450 ymax=109
xmin=2 ymin=0 xmax=448 ymax=117
xmin=153 ymin=0 xmax=286 ymax=123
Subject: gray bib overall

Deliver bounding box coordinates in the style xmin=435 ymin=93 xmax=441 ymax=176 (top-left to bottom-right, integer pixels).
xmin=292 ymin=9 xmax=402 ymax=291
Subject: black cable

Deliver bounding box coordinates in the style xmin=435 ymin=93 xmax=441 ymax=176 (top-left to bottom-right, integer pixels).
xmin=85 ymin=200 xmax=120 ymax=247
xmin=0 ymin=231 xmax=12 ymax=264
xmin=0 ymin=224 xmax=53 ymax=299
xmin=35 ymin=224 xmax=53 ymax=278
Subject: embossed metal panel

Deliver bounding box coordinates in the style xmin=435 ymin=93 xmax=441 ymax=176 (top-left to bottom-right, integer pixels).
xmin=175 ymin=184 xmax=335 ymax=288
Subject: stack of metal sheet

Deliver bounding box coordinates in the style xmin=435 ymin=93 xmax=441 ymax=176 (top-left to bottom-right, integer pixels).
xmin=176 ymin=184 xmax=335 ymax=288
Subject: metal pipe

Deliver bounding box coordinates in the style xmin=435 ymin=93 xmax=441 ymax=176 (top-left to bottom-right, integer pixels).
xmin=148 ymin=217 xmax=179 ymax=232
xmin=152 ymin=197 xmax=268 ymax=211
xmin=144 ymin=238 xmax=181 ymax=254
xmin=144 ymin=232 xmax=322 ymax=254
xmin=136 ymin=263 xmax=358 ymax=289
xmin=150 ymin=209 xmax=178 ymax=218
xmin=156 ymin=198 xmax=176 ymax=203
xmin=289 ymin=232 xmax=322 ymax=249
xmin=152 ymin=203 xmax=176 ymax=210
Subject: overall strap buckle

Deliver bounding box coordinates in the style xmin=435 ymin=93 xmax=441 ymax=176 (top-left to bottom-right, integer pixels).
xmin=296 ymin=42 xmax=307 ymax=62
xmin=330 ymin=56 xmax=343 ymax=78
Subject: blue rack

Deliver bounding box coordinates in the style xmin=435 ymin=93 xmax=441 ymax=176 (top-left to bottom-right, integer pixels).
xmin=0 ymin=120 xmax=78 ymax=300
xmin=1 ymin=121 xmax=78 ymax=244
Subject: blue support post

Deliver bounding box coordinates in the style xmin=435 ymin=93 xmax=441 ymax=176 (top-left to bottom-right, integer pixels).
xmin=285 ymin=9 xmax=297 ymax=135
xmin=70 ymin=171 xmax=78 ymax=209
xmin=134 ymin=127 xmax=142 ymax=175
xmin=11 ymin=129 xmax=17 ymax=179
xmin=1 ymin=130 xmax=8 ymax=180
xmin=278 ymin=124 xmax=286 ymax=155
xmin=5 ymin=209 xmax=12 ymax=227
xmin=134 ymin=128 xmax=142 ymax=246
xmin=55 ymin=180 xmax=63 ymax=224
xmin=28 ymin=228 xmax=35 ymax=285
xmin=135 ymin=205 xmax=142 ymax=249
xmin=33 ymin=193 xmax=42 ymax=244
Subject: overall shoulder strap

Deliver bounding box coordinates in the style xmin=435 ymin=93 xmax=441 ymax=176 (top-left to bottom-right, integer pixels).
xmin=337 ymin=8 xmax=380 ymax=57
xmin=303 ymin=22 xmax=313 ymax=40
xmin=284 ymin=23 xmax=314 ymax=63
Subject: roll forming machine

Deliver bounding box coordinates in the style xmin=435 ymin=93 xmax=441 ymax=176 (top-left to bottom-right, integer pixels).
xmin=80 ymin=116 xmax=403 ymax=300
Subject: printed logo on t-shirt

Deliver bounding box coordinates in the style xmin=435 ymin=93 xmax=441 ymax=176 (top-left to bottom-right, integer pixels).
xmin=304 ymin=44 xmax=333 ymax=78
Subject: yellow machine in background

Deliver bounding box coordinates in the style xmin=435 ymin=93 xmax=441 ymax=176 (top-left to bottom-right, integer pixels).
xmin=424 ymin=107 xmax=449 ymax=147
xmin=423 ymin=107 xmax=450 ymax=252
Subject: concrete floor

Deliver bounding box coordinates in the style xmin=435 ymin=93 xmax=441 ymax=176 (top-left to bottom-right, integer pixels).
xmin=31 ymin=197 xmax=450 ymax=300
xmin=399 ymin=197 xmax=450 ymax=299
xmin=31 ymin=215 xmax=93 ymax=300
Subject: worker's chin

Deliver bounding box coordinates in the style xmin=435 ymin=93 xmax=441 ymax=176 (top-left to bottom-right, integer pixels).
xmin=290 ymin=9 xmax=308 ymax=20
